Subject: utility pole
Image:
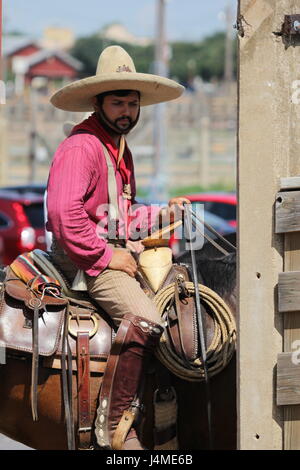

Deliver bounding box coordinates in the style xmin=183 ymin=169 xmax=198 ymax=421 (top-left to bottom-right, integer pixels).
xmin=151 ymin=0 xmax=169 ymax=201
xmin=28 ymin=85 xmax=38 ymax=184
xmin=28 ymin=77 xmax=45 ymax=184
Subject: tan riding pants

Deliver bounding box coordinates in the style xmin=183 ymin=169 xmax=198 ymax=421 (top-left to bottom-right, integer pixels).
xmin=51 ymin=240 xmax=163 ymax=327
xmin=85 ymin=269 xmax=162 ymax=326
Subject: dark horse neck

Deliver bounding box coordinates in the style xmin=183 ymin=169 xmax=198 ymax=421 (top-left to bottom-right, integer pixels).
xmin=175 ymin=233 xmax=237 ymax=314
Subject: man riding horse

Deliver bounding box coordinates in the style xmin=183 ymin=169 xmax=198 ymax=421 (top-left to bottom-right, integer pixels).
xmin=47 ymin=45 xmax=188 ymax=450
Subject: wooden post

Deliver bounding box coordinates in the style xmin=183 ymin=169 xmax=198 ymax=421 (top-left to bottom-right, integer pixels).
xmin=237 ymin=0 xmax=300 ymax=449
xmin=0 ymin=0 xmax=2 ymax=81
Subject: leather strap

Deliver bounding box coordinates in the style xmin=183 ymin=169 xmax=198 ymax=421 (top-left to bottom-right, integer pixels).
xmin=112 ymin=409 xmax=136 ymax=450
xmin=61 ymin=303 xmax=76 ymax=450
xmin=117 ymin=135 xmax=126 ymax=167
xmin=31 ymin=301 xmax=41 ymax=421
xmin=163 ymin=265 xmax=198 ymax=365
xmin=174 ymin=280 xmax=189 ymax=362
xmin=76 ymin=331 xmax=92 ymax=450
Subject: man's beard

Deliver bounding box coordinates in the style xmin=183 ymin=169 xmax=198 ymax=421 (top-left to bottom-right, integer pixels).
xmin=97 ymin=107 xmax=140 ymax=135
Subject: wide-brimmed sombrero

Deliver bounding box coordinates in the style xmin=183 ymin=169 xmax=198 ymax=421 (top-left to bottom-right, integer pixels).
xmin=50 ymin=45 xmax=185 ymax=112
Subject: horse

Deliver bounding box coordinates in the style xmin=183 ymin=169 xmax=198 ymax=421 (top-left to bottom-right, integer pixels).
xmin=0 ymin=235 xmax=237 ymax=450
xmin=169 ymin=236 xmax=237 ymax=450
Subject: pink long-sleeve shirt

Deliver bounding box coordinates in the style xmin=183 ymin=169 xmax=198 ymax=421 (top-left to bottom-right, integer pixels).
xmin=46 ymin=132 xmax=159 ymax=276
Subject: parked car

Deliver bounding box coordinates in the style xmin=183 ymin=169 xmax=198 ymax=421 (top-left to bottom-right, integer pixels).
xmin=0 ymin=236 xmax=4 ymax=266
xmin=182 ymin=192 xmax=237 ymax=227
xmin=0 ymin=184 xmax=46 ymax=196
xmin=0 ymin=184 xmax=54 ymax=251
xmin=0 ymin=190 xmax=47 ymax=265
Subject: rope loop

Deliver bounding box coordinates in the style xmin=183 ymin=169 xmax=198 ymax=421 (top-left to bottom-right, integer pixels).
xmin=153 ymin=282 xmax=236 ymax=382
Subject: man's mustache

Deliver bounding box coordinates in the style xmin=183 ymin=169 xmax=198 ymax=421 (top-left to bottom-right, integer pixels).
xmin=116 ymin=116 xmax=132 ymax=125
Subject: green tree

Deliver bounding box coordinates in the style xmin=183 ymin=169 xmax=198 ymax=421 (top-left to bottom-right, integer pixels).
xmin=71 ymin=31 xmax=237 ymax=83
xmin=170 ymin=32 xmax=237 ymax=83
xmin=71 ymin=36 xmax=155 ymax=77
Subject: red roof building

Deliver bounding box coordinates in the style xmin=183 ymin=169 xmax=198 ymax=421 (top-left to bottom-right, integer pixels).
xmin=5 ymin=39 xmax=41 ymax=73
xmin=4 ymin=37 xmax=83 ymax=88
xmin=24 ymin=49 xmax=82 ymax=82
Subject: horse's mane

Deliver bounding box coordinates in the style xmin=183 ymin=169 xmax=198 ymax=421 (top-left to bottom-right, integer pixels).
xmin=195 ymin=252 xmax=236 ymax=297
xmin=175 ymin=250 xmax=236 ymax=298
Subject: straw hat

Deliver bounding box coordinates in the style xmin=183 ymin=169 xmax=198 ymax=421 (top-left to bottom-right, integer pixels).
xmin=50 ymin=45 xmax=185 ymax=112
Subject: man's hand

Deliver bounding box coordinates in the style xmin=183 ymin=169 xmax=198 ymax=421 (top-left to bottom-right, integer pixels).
xmin=126 ymin=240 xmax=145 ymax=255
xmin=159 ymin=197 xmax=191 ymax=226
xmin=108 ymin=248 xmax=138 ymax=277
xmin=168 ymin=197 xmax=191 ymax=215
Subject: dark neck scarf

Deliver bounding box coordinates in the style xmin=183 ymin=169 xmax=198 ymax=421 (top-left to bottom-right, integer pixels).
xmin=71 ymin=113 xmax=133 ymax=186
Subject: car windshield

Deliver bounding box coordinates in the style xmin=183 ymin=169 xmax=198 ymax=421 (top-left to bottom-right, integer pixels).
xmin=23 ymin=203 xmax=45 ymax=229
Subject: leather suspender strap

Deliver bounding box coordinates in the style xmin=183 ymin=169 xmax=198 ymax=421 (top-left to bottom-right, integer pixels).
xmin=117 ymin=135 xmax=126 ymax=167
xmin=100 ymin=143 xmax=120 ymax=222
xmin=70 ymin=131 xmax=121 ymax=222
xmin=76 ymin=331 xmax=92 ymax=450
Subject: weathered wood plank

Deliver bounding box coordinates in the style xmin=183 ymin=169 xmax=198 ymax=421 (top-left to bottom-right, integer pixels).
xmin=277 ymin=352 xmax=300 ymax=406
xmin=278 ymin=271 xmax=300 ymax=313
xmin=275 ymin=191 xmax=300 ymax=234
xmin=283 ymin=233 xmax=300 ymax=449
xmin=280 ymin=177 xmax=300 ymax=191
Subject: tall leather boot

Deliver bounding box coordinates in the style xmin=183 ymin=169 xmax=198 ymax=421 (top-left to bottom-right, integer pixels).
xmin=95 ymin=313 xmax=164 ymax=450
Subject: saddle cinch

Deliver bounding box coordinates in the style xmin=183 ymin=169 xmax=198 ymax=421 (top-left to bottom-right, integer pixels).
xmin=0 ymin=247 xmax=197 ymax=449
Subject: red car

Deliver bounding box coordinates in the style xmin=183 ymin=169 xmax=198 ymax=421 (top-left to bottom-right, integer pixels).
xmin=0 ymin=190 xmax=47 ymax=265
xmin=183 ymin=192 xmax=237 ymax=228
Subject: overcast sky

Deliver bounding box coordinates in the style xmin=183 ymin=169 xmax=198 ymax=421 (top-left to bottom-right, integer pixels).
xmin=3 ymin=0 xmax=237 ymax=41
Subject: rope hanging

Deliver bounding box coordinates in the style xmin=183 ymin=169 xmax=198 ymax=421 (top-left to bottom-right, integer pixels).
xmin=153 ymin=282 xmax=237 ymax=382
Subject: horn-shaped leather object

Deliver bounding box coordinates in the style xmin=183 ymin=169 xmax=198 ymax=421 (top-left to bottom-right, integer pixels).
xmin=138 ymin=247 xmax=173 ymax=293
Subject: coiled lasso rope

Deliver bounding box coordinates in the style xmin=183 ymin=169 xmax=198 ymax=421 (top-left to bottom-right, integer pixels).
xmin=153 ymin=282 xmax=237 ymax=382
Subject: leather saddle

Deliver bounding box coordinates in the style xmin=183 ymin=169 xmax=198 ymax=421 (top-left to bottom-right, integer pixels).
xmin=0 ymin=249 xmax=199 ymax=450
xmin=0 ymin=248 xmax=200 ymax=370
xmin=0 ymin=250 xmax=114 ymax=373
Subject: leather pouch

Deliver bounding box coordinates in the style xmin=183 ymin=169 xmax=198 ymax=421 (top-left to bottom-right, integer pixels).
xmin=0 ymin=267 xmax=113 ymax=362
xmin=0 ymin=267 xmax=67 ymax=356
